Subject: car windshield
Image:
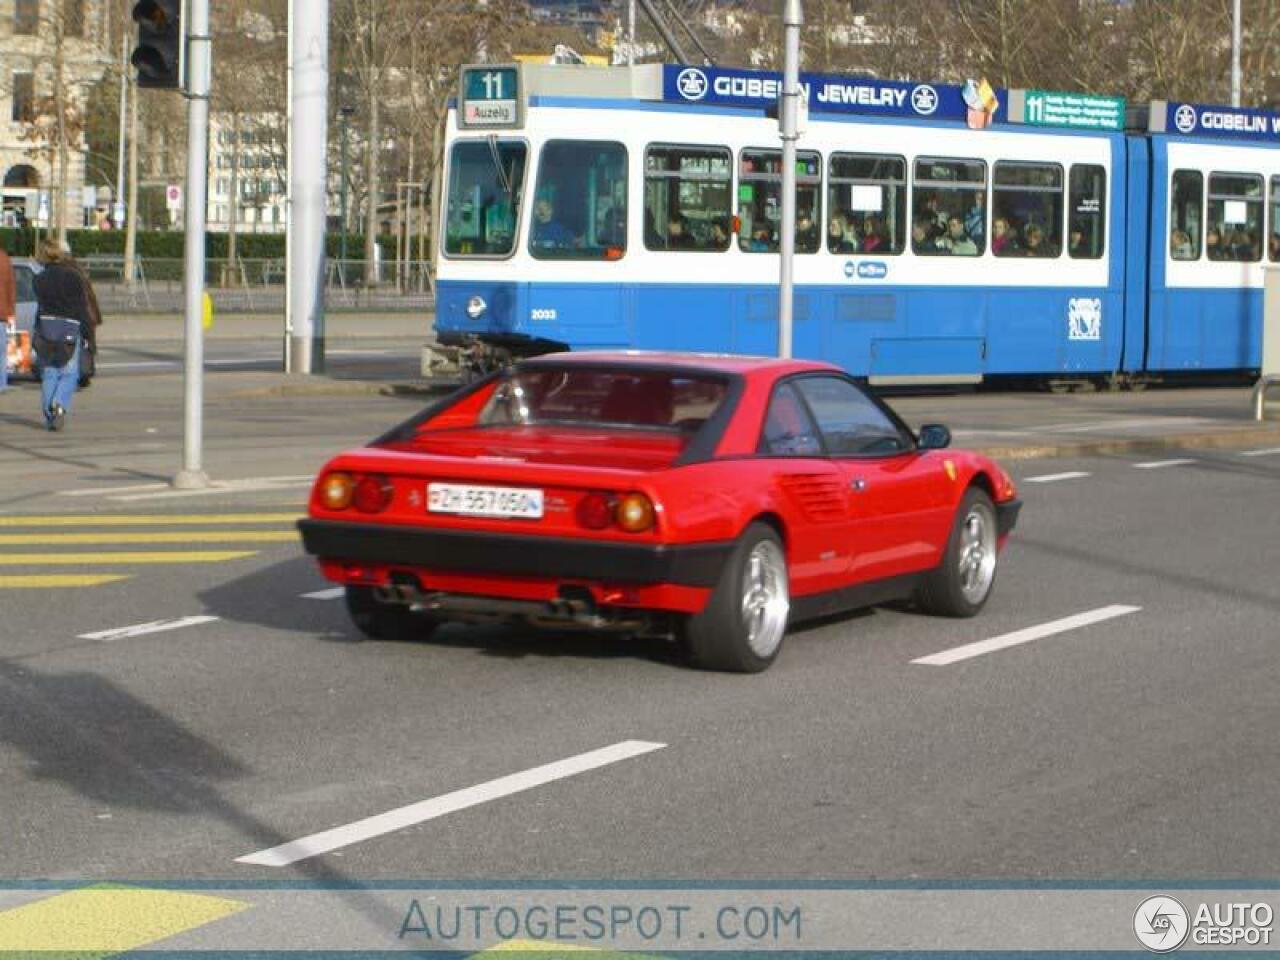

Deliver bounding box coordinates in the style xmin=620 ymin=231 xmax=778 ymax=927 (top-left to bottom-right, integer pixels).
xmin=479 ymin=368 xmax=729 ymax=431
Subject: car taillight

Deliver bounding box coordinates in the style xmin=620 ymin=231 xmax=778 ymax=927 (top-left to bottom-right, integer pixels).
xmin=353 ymin=474 xmax=394 ymax=513
xmin=319 ymin=472 xmax=355 ymax=510
xmin=615 ymin=492 xmax=655 ymax=533
xmin=576 ymin=492 xmax=612 ymax=530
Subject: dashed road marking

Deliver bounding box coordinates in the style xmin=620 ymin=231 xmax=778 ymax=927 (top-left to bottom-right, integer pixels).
xmin=0 ymin=530 xmax=297 ymax=545
xmin=1022 ymin=471 xmax=1091 ymax=484
xmin=302 ymin=587 xmax=345 ymax=600
xmin=59 ymin=482 xmax=170 ymax=497
xmin=110 ymin=476 xmax=313 ymax=502
xmin=236 ymin=740 xmax=668 ymax=867
xmin=0 ymin=884 xmax=248 ymax=953
xmin=1241 ymin=447 xmax=1280 ymax=457
xmin=79 ymin=615 xmax=221 ymax=642
xmin=0 ymin=550 xmax=258 ymax=565
xmin=1134 ymin=458 xmax=1196 ymax=469
xmin=0 ymin=574 xmax=131 ymax=589
xmin=911 ymin=605 xmax=1142 ymax=666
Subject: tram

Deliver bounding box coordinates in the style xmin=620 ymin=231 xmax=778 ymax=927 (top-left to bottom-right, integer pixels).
xmin=433 ymin=62 xmax=1279 ymax=385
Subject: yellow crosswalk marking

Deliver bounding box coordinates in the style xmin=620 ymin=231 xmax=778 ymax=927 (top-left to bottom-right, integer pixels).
xmin=0 ymin=574 xmax=131 ymax=589
xmin=0 ymin=885 xmax=248 ymax=954
xmin=0 ymin=551 xmax=258 ymax=565
xmin=0 ymin=513 xmax=299 ymax=527
xmin=0 ymin=531 xmax=298 ymax=545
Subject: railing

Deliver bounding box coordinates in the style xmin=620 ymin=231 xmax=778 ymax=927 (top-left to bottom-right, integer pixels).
xmin=80 ymin=256 xmax=435 ymax=314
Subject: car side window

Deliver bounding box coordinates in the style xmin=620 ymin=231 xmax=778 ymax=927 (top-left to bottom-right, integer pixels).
xmin=793 ymin=377 xmax=908 ymax=456
xmin=760 ymin=383 xmax=823 ymax=456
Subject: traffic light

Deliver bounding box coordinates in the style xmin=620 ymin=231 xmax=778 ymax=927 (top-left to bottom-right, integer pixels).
xmin=131 ymin=0 xmax=183 ymax=90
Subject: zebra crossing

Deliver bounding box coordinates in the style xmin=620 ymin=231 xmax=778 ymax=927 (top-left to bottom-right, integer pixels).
xmin=0 ymin=512 xmax=300 ymax=589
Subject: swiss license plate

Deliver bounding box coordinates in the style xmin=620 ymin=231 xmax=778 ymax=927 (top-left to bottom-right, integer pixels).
xmin=427 ymin=482 xmax=544 ymax=519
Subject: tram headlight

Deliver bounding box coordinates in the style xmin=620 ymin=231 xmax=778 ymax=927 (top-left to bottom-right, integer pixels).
xmin=466 ymin=295 xmax=488 ymax=320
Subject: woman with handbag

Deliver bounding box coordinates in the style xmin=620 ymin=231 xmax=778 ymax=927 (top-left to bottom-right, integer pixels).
xmin=32 ymin=240 xmax=95 ymax=431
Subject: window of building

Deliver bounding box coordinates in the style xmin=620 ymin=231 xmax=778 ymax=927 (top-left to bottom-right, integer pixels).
xmin=991 ymin=161 xmax=1063 ymax=258
xmin=1169 ymin=169 xmax=1203 ymax=261
xmin=1207 ymin=172 xmax=1263 ymax=262
xmin=1068 ymin=164 xmax=1106 ymax=259
xmin=11 ymin=72 xmax=34 ymax=123
xmin=737 ymin=148 xmax=820 ymax=253
xmin=63 ymin=0 xmax=84 ymax=37
xmin=14 ymin=0 xmax=38 ymax=35
xmin=827 ymin=153 xmax=905 ymax=255
xmin=912 ymin=157 xmax=985 ymax=256
xmin=443 ymin=138 xmax=526 ymax=258
xmin=643 ymin=144 xmax=732 ymax=252
xmin=529 ymin=140 xmax=626 ymax=260
xmin=792 ymin=377 xmax=908 ymax=456
xmin=1269 ymin=177 xmax=1280 ymax=262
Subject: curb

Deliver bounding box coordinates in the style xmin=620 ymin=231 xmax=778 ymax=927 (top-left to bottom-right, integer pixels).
xmin=976 ymin=424 xmax=1280 ymax=460
xmin=225 ymin=379 xmax=456 ymax=400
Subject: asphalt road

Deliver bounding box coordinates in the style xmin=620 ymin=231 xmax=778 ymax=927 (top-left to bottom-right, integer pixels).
xmin=2 ymin=387 xmax=1278 ymax=885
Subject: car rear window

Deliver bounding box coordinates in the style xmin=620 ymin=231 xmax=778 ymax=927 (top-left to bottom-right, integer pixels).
xmin=480 ymin=368 xmax=729 ymax=431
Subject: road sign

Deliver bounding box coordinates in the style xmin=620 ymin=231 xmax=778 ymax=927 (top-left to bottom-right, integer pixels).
xmin=1020 ymin=89 xmax=1124 ymax=131
xmin=459 ymin=65 xmax=520 ymax=128
xmin=166 ymin=183 xmax=182 ymax=209
xmin=81 ymin=185 xmax=98 ymax=209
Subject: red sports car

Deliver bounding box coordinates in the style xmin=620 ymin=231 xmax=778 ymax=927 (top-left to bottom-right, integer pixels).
xmin=299 ymin=352 xmax=1021 ymax=672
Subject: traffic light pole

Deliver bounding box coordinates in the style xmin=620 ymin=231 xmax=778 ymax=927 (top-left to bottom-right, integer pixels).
xmin=173 ymin=0 xmax=210 ymax=489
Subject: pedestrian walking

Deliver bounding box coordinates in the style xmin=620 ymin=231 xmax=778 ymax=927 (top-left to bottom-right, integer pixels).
xmin=32 ymin=240 xmax=95 ymax=431
xmin=0 ymin=241 xmax=15 ymax=394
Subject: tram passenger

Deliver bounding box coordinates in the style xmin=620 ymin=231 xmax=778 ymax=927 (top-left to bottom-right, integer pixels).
xmin=666 ymin=213 xmax=696 ymax=249
xmin=709 ymin=218 xmax=732 ymax=250
xmin=911 ymin=217 xmax=936 ymax=253
xmin=1269 ymin=234 xmax=1280 ymax=261
xmin=828 ymin=214 xmax=857 ymax=252
xmin=992 ymin=217 xmax=1015 ymax=256
xmin=964 ymin=190 xmax=985 ymax=244
xmin=1228 ymin=229 xmax=1256 ymax=261
xmin=941 ymin=216 xmax=977 ymax=255
xmin=1206 ymin=228 xmax=1224 ymax=261
xmin=1171 ymin=229 xmax=1194 ymax=260
xmin=1068 ymin=222 xmax=1085 ymax=257
xmin=861 ymin=215 xmax=886 ymax=253
xmin=1022 ymin=223 xmax=1056 ymax=257
xmin=748 ymin=223 xmax=774 ymax=252
xmin=531 ymin=196 xmax=575 ymax=249
xmin=796 ymin=210 xmax=819 ymax=250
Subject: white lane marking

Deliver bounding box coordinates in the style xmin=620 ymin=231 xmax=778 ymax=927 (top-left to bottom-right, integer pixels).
xmin=1134 ymin=458 xmax=1196 ymax=469
xmin=911 ymin=605 xmax=1142 ymax=666
xmin=1241 ymin=447 xmax=1280 ymax=457
xmin=326 ymin=349 xmax=394 ymax=356
xmin=1044 ymin=416 xmax=1214 ymax=434
xmin=94 ymin=361 xmax=176 ymax=370
xmin=58 ymin=482 xmax=170 ymax=497
xmin=111 ymin=476 xmax=314 ymax=502
xmin=302 ymin=587 xmax=345 ymax=600
xmin=235 ymin=740 xmax=668 ymax=867
xmin=79 ymin=615 xmax=221 ymax=642
xmin=1022 ymin=471 xmax=1091 ymax=484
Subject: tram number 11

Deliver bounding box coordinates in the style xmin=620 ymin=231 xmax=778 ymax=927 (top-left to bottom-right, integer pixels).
xmin=480 ymin=71 xmax=506 ymax=100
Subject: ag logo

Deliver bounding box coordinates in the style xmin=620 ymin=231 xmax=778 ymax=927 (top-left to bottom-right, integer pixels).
xmin=910 ymin=84 xmax=939 ymax=116
xmin=676 ymin=68 xmax=709 ymax=101
xmin=1134 ymin=895 xmax=1190 ymax=953
xmin=1173 ymin=104 xmax=1197 ymax=133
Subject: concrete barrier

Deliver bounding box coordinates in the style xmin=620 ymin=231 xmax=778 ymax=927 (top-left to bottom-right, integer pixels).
xmin=1254 ymin=268 xmax=1280 ymax=420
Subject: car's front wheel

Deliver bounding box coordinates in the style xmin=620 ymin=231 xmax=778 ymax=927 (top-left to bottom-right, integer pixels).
xmin=682 ymin=522 xmax=789 ymax=673
xmin=915 ymin=487 xmax=999 ymax=617
xmin=345 ymin=585 xmax=439 ymax=642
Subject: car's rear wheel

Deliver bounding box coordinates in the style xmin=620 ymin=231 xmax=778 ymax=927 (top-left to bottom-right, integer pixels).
xmin=345 ymin=585 xmax=439 ymax=642
xmin=915 ymin=487 xmax=999 ymax=617
xmin=682 ymin=522 xmax=789 ymax=673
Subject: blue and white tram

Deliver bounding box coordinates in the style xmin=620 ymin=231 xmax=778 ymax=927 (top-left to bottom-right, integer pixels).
xmin=434 ymin=64 xmax=1273 ymax=384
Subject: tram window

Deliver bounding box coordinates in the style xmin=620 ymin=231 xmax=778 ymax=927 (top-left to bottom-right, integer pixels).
xmin=1169 ymin=170 xmax=1203 ymax=261
xmin=1207 ymin=172 xmax=1263 ymax=262
xmin=737 ymin=149 xmax=821 ymax=254
xmin=643 ymin=144 xmax=732 ymax=252
xmin=529 ymin=140 xmax=628 ymax=261
xmin=1068 ymin=165 xmax=1106 ymax=259
xmin=827 ymin=153 xmax=905 ymax=255
xmin=912 ymin=157 xmax=985 ymax=257
xmin=1269 ymin=177 xmax=1280 ymax=262
xmin=443 ymin=139 xmax=526 ymax=258
xmin=992 ymin=161 xmax=1063 ymax=258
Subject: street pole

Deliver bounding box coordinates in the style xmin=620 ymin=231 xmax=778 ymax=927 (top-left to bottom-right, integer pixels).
xmin=287 ymin=0 xmax=330 ymax=374
xmin=778 ymin=0 xmax=803 ymax=359
xmin=1231 ymin=0 xmax=1242 ymax=107
xmin=115 ymin=31 xmax=127 ymax=227
xmin=339 ymin=106 xmax=351 ymax=276
xmin=173 ymin=0 xmax=211 ymax=489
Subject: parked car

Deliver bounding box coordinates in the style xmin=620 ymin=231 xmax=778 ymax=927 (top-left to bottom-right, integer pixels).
xmin=298 ymin=352 xmax=1022 ymax=672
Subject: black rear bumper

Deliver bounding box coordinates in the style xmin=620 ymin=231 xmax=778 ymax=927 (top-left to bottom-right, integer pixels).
xmin=298 ymin=518 xmax=733 ymax=588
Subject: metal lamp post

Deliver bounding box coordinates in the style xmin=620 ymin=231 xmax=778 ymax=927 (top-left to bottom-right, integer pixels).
xmin=339 ymin=105 xmax=354 ymax=277
xmin=778 ymin=0 xmax=803 ymax=359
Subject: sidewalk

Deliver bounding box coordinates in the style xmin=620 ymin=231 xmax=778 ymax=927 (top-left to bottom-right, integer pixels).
xmin=99 ymin=310 xmax=432 ymax=342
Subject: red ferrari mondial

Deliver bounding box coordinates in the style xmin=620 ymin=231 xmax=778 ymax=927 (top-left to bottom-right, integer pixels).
xmin=299 ymin=352 xmax=1021 ymax=673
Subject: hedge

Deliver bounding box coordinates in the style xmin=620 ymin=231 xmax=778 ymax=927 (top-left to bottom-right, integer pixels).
xmin=0 ymin=227 xmax=400 ymax=261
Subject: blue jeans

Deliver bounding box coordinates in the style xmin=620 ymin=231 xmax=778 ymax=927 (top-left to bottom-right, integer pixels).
xmin=40 ymin=343 xmax=79 ymax=423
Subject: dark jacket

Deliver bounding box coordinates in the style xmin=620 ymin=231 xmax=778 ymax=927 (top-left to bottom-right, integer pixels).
xmin=35 ymin=261 xmax=93 ymax=327
xmin=0 ymin=249 xmax=15 ymax=321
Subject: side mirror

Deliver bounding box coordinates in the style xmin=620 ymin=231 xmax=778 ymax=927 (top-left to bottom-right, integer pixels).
xmin=917 ymin=424 xmax=951 ymax=450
